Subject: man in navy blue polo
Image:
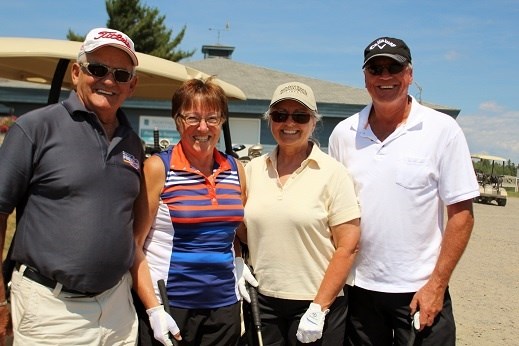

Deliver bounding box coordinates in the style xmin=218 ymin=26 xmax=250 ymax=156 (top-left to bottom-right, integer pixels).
xmin=0 ymin=27 xmax=145 ymax=344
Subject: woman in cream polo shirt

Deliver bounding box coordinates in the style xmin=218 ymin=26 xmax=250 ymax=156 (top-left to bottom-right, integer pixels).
xmin=240 ymin=81 xmax=361 ymax=345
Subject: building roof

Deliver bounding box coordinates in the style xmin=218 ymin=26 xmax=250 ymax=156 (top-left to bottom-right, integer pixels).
xmin=186 ymin=58 xmax=371 ymax=105
xmin=185 ymin=57 xmax=460 ymax=117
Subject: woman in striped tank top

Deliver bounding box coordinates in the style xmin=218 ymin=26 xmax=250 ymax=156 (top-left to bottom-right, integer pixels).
xmin=131 ymin=78 xmax=256 ymax=346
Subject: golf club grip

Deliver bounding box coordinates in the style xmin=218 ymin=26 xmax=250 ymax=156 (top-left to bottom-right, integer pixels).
xmin=153 ymin=127 xmax=160 ymax=151
xmin=157 ymin=279 xmax=179 ymax=346
xmin=157 ymin=279 xmax=171 ymax=314
xmin=247 ymin=284 xmax=261 ymax=330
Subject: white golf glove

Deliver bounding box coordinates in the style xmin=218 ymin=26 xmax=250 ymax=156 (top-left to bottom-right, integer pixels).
xmin=146 ymin=305 xmax=181 ymax=346
xmin=235 ymin=257 xmax=258 ymax=303
xmin=296 ymin=303 xmax=329 ymax=343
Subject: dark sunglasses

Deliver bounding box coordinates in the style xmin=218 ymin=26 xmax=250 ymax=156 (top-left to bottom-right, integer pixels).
xmin=270 ymin=110 xmax=312 ymax=124
xmin=365 ymin=63 xmax=406 ymax=76
xmin=80 ymin=62 xmax=134 ymax=83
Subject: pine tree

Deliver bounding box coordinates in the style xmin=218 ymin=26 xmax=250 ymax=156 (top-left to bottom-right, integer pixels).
xmin=67 ymin=0 xmax=194 ymax=62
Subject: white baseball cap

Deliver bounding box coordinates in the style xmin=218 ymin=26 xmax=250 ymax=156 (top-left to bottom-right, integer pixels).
xmin=79 ymin=27 xmax=138 ymax=66
xmin=270 ymin=81 xmax=317 ymax=111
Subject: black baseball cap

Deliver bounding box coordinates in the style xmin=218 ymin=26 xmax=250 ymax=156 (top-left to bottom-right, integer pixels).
xmin=363 ymin=37 xmax=412 ymax=68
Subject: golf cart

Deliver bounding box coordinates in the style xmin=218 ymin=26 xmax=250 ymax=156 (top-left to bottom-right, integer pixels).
xmin=471 ymin=154 xmax=508 ymax=207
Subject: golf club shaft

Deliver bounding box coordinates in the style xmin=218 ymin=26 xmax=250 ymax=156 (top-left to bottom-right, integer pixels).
xmin=247 ymin=282 xmax=263 ymax=346
xmin=158 ymin=279 xmax=179 ymax=346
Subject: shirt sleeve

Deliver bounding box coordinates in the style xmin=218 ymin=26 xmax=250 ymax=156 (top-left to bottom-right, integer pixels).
xmin=327 ymin=163 xmax=361 ymax=226
xmin=0 ymin=124 xmax=34 ymax=213
xmin=438 ymin=127 xmax=480 ymax=205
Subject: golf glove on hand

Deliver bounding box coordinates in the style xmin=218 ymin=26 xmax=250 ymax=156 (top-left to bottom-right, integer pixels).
xmin=235 ymin=257 xmax=258 ymax=303
xmin=146 ymin=305 xmax=180 ymax=346
xmin=296 ymin=303 xmax=329 ymax=343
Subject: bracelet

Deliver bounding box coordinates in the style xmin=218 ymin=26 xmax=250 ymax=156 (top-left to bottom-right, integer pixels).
xmin=0 ymin=300 xmax=8 ymax=307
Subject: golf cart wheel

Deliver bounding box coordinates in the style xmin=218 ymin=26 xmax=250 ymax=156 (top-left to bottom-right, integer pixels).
xmin=497 ymin=198 xmax=507 ymax=207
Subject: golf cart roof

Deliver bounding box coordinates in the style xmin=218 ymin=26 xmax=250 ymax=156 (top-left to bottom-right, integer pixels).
xmin=0 ymin=36 xmax=245 ymax=156
xmin=0 ymin=37 xmax=246 ymax=101
xmin=471 ymin=154 xmax=507 ymax=162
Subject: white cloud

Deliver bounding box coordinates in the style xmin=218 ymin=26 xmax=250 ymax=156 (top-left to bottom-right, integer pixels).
xmin=479 ymin=101 xmax=505 ymax=113
xmin=457 ymin=109 xmax=519 ymax=164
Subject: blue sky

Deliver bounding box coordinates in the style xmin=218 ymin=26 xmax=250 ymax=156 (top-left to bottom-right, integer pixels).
xmin=2 ymin=0 xmax=519 ymax=164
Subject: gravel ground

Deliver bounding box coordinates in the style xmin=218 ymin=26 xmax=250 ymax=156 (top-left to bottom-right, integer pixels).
xmin=450 ymin=196 xmax=519 ymax=345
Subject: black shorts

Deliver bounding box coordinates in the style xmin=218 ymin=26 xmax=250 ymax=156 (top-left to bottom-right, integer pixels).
xmin=346 ymin=286 xmax=455 ymax=346
xmin=133 ymin=290 xmax=241 ymax=346
xmin=249 ymin=292 xmax=348 ymax=346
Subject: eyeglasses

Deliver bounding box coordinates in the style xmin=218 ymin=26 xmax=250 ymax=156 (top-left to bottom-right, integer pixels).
xmin=365 ymin=63 xmax=406 ymax=76
xmin=270 ymin=110 xmax=312 ymax=124
xmin=180 ymin=114 xmax=222 ymax=127
xmin=79 ymin=62 xmax=134 ymax=83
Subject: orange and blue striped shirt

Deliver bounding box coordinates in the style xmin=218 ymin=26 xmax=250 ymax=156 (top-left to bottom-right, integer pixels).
xmin=148 ymin=143 xmax=244 ymax=309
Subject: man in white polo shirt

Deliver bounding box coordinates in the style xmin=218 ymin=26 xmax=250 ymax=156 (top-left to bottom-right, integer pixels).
xmin=329 ymin=37 xmax=479 ymax=345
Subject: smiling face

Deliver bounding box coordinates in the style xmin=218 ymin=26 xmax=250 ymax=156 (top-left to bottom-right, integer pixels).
xmin=72 ymin=46 xmax=137 ymax=119
xmin=269 ymin=99 xmax=316 ymax=150
xmin=170 ymin=78 xmax=228 ymax=164
xmin=176 ymin=98 xmax=223 ymax=161
xmin=364 ymin=57 xmax=413 ymax=107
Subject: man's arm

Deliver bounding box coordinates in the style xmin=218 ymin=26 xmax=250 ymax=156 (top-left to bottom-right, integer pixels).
xmin=410 ymin=199 xmax=474 ymax=328
xmin=0 ymin=212 xmax=12 ymax=341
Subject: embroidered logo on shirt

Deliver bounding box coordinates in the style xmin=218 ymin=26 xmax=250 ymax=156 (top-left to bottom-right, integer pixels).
xmin=123 ymin=151 xmax=140 ymax=170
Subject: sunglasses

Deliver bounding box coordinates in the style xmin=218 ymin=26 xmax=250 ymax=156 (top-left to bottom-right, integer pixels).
xmin=270 ymin=110 xmax=312 ymax=124
xmin=80 ymin=62 xmax=134 ymax=83
xmin=365 ymin=63 xmax=406 ymax=76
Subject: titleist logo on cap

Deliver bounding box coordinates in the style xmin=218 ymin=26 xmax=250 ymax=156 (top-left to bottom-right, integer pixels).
xmin=92 ymin=31 xmax=132 ymax=50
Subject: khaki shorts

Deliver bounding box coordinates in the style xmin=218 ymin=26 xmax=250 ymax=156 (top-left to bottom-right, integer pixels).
xmin=10 ymin=269 xmax=138 ymax=345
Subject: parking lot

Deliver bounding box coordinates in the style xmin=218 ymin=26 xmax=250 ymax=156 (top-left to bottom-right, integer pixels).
xmin=451 ymin=197 xmax=518 ymax=345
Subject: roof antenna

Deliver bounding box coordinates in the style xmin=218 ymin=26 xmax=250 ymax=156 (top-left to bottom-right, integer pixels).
xmin=209 ymin=22 xmax=230 ymax=45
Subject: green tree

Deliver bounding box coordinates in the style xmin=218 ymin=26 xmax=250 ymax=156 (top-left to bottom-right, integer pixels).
xmin=66 ymin=30 xmax=85 ymax=43
xmin=67 ymin=0 xmax=195 ymax=62
xmin=474 ymin=159 xmax=517 ymax=177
